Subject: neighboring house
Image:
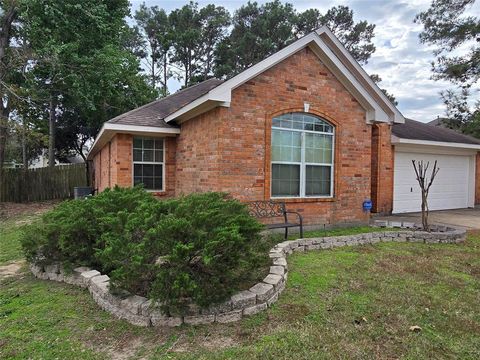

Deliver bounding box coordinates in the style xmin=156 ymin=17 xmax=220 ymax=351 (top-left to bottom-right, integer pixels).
xmin=87 ymin=27 xmax=480 ymax=225
xmin=29 ymin=149 xmax=85 ymax=169
xmin=428 ymin=117 xmax=450 ymax=127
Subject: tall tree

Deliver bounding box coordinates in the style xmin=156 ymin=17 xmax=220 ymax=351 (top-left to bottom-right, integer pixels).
xmin=134 ymin=3 xmax=172 ymax=96
xmin=169 ymin=2 xmax=230 ymax=87
xmin=198 ymin=4 xmax=230 ymax=81
xmin=215 ymin=0 xmax=296 ymax=77
xmin=298 ymin=7 xmax=378 ymax=59
xmin=415 ymin=0 xmax=479 ymax=136
xmin=441 ymin=89 xmax=480 ymax=138
xmin=19 ymin=0 xmax=156 ymax=164
xmin=169 ymin=2 xmax=203 ymax=87
xmin=415 ymin=0 xmax=479 ymax=87
xmin=215 ymin=2 xmax=376 ymax=78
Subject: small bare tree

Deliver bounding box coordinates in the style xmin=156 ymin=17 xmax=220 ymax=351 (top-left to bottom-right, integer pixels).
xmin=412 ymin=160 xmax=440 ymax=231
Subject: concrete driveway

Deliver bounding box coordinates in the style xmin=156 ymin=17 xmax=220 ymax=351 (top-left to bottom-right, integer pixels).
xmin=375 ymin=208 xmax=480 ymax=230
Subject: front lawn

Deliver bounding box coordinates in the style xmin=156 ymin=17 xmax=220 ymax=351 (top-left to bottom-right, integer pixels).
xmin=1 ymin=208 xmax=479 ymax=359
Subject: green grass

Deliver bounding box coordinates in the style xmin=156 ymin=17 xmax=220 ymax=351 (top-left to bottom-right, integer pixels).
xmin=1 ymin=210 xmax=480 ymax=359
xmin=0 ymin=218 xmax=26 ymax=265
xmin=292 ymin=225 xmax=392 ymax=240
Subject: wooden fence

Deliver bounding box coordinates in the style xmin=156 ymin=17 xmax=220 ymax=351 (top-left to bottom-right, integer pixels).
xmin=0 ymin=163 xmax=87 ymax=203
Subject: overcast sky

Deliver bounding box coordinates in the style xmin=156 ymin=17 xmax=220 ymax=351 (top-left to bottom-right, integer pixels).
xmin=130 ymin=0 xmax=479 ymax=123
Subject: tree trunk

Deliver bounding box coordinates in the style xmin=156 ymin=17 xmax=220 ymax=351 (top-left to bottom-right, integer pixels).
xmin=421 ymin=193 xmax=428 ymax=231
xmin=151 ymin=49 xmax=156 ymax=89
xmin=0 ymin=2 xmax=18 ymax=182
xmin=22 ymin=117 xmax=27 ymax=169
xmin=48 ymin=96 xmax=56 ymax=167
xmin=163 ymin=57 xmax=167 ymax=97
xmin=0 ymin=103 xmax=10 ymax=186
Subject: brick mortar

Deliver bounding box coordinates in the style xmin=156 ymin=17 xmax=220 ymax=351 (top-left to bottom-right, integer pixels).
xmin=29 ymin=228 xmax=466 ymax=327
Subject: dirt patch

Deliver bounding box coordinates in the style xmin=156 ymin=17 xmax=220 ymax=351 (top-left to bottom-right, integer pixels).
xmin=0 ymin=260 xmax=25 ymax=279
xmin=173 ymin=334 xmax=237 ymax=353
xmin=106 ymin=337 xmax=147 ymax=360
xmin=0 ymin=200 xmax=60 ymax=221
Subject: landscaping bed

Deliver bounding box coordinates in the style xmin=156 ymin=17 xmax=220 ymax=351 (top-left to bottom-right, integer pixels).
xmin=1 ymin=210 xmax=479 ymax=358
xmin=20 ymin=188 xmax=277 ymax=318
xmin=28 ymin=225 xmax=466 ymax=327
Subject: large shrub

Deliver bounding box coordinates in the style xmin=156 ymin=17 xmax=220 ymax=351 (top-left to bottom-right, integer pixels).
xmin=96 ymin=192 xmax=267 ymax=314
xmin=21 ymin=189 xmax=268 ymax=315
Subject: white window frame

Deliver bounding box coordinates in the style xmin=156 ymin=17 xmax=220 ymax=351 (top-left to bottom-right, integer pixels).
xmin=132 ymin=136 xmax=165 ymax=192
xmin=271 ymin=117 xmax=335 ymax=199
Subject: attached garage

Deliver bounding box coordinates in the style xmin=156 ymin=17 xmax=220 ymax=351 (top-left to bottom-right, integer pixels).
xmin=391 ymin=119 xmax=480 ymax=214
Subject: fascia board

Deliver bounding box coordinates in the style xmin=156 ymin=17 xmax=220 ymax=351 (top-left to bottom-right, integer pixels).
xmin=391 ymin=136 xmax=480 ymax=150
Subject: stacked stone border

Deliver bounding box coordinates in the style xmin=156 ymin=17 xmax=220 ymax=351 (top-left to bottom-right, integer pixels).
xmin=29 ymin=227 xmax=466 ymax=327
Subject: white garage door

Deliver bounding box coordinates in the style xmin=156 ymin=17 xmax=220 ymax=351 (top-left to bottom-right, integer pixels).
xmin=393 ymin=151 xmax=474 ymax=213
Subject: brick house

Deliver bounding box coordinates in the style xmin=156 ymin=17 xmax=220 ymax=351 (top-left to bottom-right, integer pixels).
xmin=87 ymin=27 xmax=480 ymax=225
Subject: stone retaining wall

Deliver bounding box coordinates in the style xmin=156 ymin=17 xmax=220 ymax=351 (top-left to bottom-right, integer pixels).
xmin=29 ymin=228 xmax=466 ymax=327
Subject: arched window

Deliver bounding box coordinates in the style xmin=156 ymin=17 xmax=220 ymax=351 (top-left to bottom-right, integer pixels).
xmin=271 ymin=113 xmax=334 ymax=198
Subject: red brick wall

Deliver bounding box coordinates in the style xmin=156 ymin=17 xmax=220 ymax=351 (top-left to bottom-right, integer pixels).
xmin=371 ymin=123 xmax=394 ymax=214
xmin=164 ymin=137 xmax=177 ymax=196
xmin=93 ymin=134 xmax=176 ymax=197
xmin=211 ymin=47 xmax=371 ymax=225
xmin=113 ymin=134 xmax=132 ymax=188
xmin=175 ymin=109 xmax=222 ymax=195
xmin=476 ymin=152 xmax=480 ymax=205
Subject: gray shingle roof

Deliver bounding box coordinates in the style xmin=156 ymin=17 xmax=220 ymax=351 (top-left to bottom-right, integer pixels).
xmin=392 ymin=118 xmax=480 ymax=145
xmin=107 ymin=78 xmax=223 ymax=128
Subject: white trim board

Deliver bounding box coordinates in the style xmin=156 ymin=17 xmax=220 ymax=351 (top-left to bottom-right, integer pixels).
xmin=392 ymin=135 xmax=480 ymax=151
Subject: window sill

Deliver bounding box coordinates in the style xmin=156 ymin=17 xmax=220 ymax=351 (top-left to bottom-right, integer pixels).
xmin=271 ymin=197 xmax=335 ymax=203
xmin=146 ymin=190 xmax=167 ymax=196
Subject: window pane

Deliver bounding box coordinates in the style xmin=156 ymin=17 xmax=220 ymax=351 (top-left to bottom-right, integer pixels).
xmin=154 ymin=165 xmax=162 ymax=177
xmin=271 ymin=129 xmax=301 ymax=162
xmin=143 ymin=149 xmax=154 ymax=162
xmin=271 ymin=145 xmax=282 ymax=161
xmin=154 ymin=176 xmax=163 ymax=190
xmin=272 ymin=164 xmax=300 ymax=196
xmin=154 ymin=150 xmax=163 ymax=162
xmin=143 ymin=139 xmax=154 ymax=149
xmin=133 ymin=137 xmax=142 ymax=148
xmin=272 ymin=113 xmax=334 ymax=134
xmin=133 ymin=177 xmax=143 ymax=186
xmin=134 ymin=164 xmax=142 ymax=176
xmin=305 ymin=133 xmax=333 ymax=164
xmin=133 ymin=149 xmax=142 ymax=162
xmin=272 ymin=118 xmax=282 ymax=127
xmin=143 ymin=164 xmax=154 ymax=177
xmin=323 ymin=136 xmax=333 ymax=164
xmin=305 ymin=165 xmax=331 ymax=196
xmin=154 ymin=139 xmax=164 ymax=150
xmin=143 ymin=177 xmax=154 ymax=190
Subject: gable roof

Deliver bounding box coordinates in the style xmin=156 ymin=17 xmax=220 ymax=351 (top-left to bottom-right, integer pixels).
xmin=392 ymin=118 xmax=480 ymax=149
xmin=164 ymin=26 xmax=405 ymax=124
xmin=107 ymin=78 xmax=223 ymax=128
xmin=88 ymin=27 xmax=407 ymax=159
